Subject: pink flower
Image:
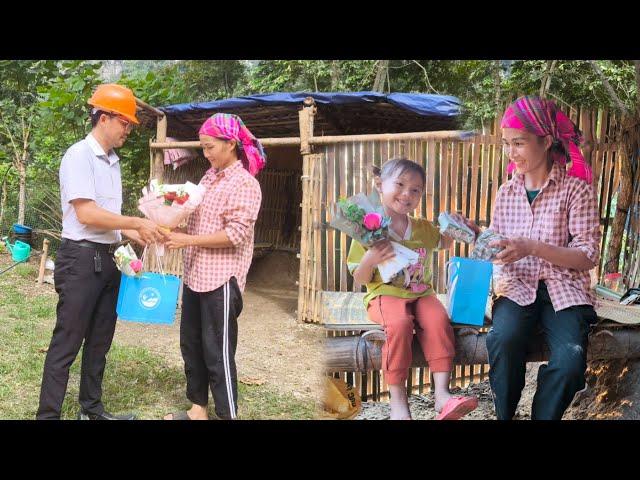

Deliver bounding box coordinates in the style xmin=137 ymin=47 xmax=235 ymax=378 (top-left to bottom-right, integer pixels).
xmin=363 ymin=212 xmax=383 ymax=231
xmin=130 ymin=259 xmax=143 ymax=273
xmin=410 ymin=284 xmax=428 ymax=293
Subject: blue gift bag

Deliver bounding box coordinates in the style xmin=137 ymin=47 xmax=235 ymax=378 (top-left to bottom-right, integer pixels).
xmin=446 ymin=257 xmax=492 ymax=326
xmin=116 ymin=273 xmax=181 ymax=325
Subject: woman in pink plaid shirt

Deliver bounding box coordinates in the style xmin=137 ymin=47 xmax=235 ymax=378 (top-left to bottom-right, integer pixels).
xmin=462 ymin=96 xmax=601 ymax=420
xmin=163 ymin=113 xmax=265 ymax=420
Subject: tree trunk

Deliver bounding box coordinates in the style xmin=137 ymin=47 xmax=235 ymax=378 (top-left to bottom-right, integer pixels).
xmin=539 ymin=60 xmax=557 ymax=98
xmin=604 ymin=119 xmax=638 ymax=276
xmin=325 ymin=328 xmax=640 ymax=372
xmin=372 ymin=60 xmax=389 ymax=92
xmin=17 ymin=153 xmax=26 ymax=225
xmin=330 ymin=60 xmax=340 ymax=90
xmin=493 ymin=60 xmax=502 ymax=119
xmin=0 ymin=176 xmax=7 ymax=227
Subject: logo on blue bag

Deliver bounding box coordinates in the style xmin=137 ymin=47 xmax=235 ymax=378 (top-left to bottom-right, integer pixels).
xmin=139 ymin=287 xmax=161 ymax=310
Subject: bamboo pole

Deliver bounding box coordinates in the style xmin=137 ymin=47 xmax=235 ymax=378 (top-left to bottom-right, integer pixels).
xmin=152 ymin=115 xmax=168 ymax=183
xmin=135 ymin=98 xmax=165 ymax=118
xmin=297 ymin=99 xmax=317 ymax=322
xmin=149 ymin=131 xmax=468 ymax=151
xmin=310 ymin=130 xmax=469 ymax=146
xmin=325 ymin=328 xmax=640 ymax=372
xmin=150 ymin=137 xmax=302 ymax=149
xmin=37 ymin=238 xmax=50 ymax=284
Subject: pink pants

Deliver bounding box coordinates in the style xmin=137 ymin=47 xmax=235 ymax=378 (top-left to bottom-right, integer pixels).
xmin=367 ymin=295 xmax=455 ymax=384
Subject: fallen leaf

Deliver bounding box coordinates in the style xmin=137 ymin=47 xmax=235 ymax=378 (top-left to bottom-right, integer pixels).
xmin=38 ymin=347 xmax=49 ymax=353
xmin=239 ymin=377 xmax=266 ymax=386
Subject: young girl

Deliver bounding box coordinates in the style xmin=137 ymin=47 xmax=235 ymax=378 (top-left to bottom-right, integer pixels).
xmin=163 ymin=113 xmax=265 ymax=420
xmin=347 ymin=158 xmax=478 ymax=420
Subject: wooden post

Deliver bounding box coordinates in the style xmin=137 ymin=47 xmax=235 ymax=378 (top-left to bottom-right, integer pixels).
xmin=297 ymin=98 xmax=317 ymax=323
xmin=152 ymin=114 xmax=167 ymax=183
xmin=37 ymin=238 xmax=50 ymax=284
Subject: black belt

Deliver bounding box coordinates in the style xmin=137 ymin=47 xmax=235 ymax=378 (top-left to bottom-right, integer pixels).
xmin=62 ymin=238 xmax=119 ymax=254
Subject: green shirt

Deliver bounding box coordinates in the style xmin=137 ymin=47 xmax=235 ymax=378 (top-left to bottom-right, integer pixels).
xmin=347 ymin=216 xmax=441 ymax=307
xmin=526 ymin=189 xmax=540 ymax=205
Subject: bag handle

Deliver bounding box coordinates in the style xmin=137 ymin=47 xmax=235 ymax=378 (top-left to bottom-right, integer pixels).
xmin=139 ymin=243 xmax=167 ymax=284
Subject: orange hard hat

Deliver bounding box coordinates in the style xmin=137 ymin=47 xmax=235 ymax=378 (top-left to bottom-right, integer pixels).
xmin=88 ymin=84 xmax=140 ymax=124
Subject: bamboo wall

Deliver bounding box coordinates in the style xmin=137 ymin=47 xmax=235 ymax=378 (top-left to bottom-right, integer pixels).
xmin=143 ymin=155 xmax=303 ymax=276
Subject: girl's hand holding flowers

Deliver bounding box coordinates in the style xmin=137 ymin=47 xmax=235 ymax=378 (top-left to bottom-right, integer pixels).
xmin=362 ymin=239 xmax=396 ymax=268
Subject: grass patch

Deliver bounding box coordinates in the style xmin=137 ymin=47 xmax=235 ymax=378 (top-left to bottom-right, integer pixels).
xmin=14 ymin=263 xmax=38 ymax=279
xmin=0 ymin=253 xmax=317 ymax=420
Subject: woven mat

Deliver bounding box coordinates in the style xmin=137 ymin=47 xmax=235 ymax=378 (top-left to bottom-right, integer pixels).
xmin=321 ymin=291 xmax=640 ymax=329
xmin=595 ymin=297 xmax=640 ymax=325
xmin=320 ymin=291 xmax=491 ymax=330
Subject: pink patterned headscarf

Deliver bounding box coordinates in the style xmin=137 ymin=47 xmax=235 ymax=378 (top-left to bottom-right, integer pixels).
xmin=501 ymin=96 xmax=592 ymax=183
xmin=199 ymin=113 xmax=266 ymax=176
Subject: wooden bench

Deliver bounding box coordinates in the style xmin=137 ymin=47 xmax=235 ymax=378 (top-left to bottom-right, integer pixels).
xmin=322 ymin=290 xmax=640 ymax=373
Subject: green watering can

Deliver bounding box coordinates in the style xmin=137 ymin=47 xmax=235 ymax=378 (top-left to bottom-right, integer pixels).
xmin=4 ymin=237 xmax=31 ymax=262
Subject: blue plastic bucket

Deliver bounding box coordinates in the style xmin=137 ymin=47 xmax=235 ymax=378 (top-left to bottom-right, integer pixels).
xmin=12 ymin=223 xmax=32 ymax=235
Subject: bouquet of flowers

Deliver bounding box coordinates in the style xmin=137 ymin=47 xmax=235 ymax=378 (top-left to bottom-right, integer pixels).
xmin=114 ymin=243 xmax=144 ymax=277
xmin=138 ymin=179 xmax=206 ymax=229
xmin=138 ymin=179 xmax=207 ymax=255
xmin=329 ymin=191 xmax=419 ymax=283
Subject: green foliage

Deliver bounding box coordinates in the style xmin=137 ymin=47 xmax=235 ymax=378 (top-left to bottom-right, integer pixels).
xmin=248 ymin=60 xmax=377 ymax=92
xmin=338 ymin=198 xmax=365 ymax=223
xmin=177 ymin=60 xmax=248 ymax=101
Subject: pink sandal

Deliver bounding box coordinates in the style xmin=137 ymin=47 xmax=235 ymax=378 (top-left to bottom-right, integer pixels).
xmin=435 ymin=396 xmax=478 ymax=420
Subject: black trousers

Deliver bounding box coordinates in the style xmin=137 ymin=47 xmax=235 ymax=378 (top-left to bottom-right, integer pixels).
xmin=181 ymin=278 xmax=242 ymax=420
xmin=36 ymin=241 xmax=120 ymax=419
xmin=486 ymin=282 xmax=597 ymax=420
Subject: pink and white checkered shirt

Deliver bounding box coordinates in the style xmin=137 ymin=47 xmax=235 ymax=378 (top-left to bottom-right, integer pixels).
xmin=183 ymin=161 xmax=262 ymax=293
xmin=489 ymin=162 xmax=601 ymax=311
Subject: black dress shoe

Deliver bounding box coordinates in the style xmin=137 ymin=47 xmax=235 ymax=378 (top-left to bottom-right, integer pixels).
xmin=78 ymin=410 xmax=136 ymax=420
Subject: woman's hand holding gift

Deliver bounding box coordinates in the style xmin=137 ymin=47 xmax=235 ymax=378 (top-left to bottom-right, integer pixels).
xmin=166 ymin=231 xmax=194 ymax=250
xmin=490 ymin=237 xmax=536 ymax=264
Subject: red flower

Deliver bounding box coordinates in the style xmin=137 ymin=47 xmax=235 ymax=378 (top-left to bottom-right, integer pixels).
xmin=174 ymin=193 xmax=190 ymax=205
xmin=163 ymin=192 xmax=177 ymax=202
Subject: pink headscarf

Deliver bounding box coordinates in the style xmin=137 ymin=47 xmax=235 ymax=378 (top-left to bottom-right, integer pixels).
xmin=501 ymin=96 xmax=592 ymax=183
xmin=199 ymin=113 xmax=266 ymax=176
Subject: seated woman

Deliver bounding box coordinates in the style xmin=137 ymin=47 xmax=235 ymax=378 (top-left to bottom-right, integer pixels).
xmin=463 ymin=96 xmax=601 ymax=420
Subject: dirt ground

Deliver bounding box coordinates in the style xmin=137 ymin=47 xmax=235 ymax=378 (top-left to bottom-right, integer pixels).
xmin=113 ymin=251 xmax=324 ymax=402
xmin=356 ymin=359 xmax=640 ymax=420
xmin=5 ymin=250 xmax=324 ymax=404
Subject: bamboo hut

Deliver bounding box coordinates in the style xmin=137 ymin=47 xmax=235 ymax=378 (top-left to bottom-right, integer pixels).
xmin=136 ymin=91 xmax=465 ymax=317
xmin=137 ymin=94 xmax=640 ymax=401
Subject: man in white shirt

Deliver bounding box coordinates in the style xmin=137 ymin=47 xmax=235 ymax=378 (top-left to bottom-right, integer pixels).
xmin=37 ymin=84 xmax=166 ymax=420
